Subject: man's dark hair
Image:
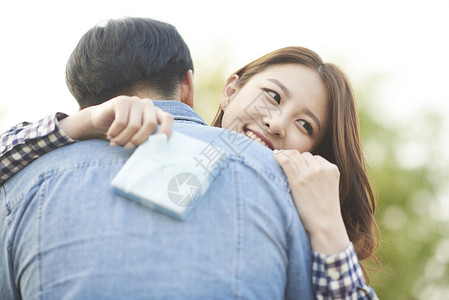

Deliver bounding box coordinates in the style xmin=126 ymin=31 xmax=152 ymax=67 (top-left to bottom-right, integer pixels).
xmin=66 ymin=17 xmax=194 ymax=108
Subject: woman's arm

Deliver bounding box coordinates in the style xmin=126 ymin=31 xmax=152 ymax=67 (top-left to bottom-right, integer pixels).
xmin=59 ymin=96 xmax=173 ymax=147
xmin=0 ymin=96 xmax=173 ymax=186
xmin=273 ymin=150 xmax=378 ymax=299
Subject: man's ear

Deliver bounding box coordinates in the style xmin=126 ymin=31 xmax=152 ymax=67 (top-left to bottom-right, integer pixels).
xmin=221 ymin=75 xmax=239 ymax=110
xmin=180 ymin=70 xmax=194 ymax=108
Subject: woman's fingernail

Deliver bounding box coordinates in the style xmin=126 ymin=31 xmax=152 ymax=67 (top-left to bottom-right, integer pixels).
xmin=110 ymin=141 xmax=118 ymax=147
xmin=124 ymin=142 xmax=135 ymax=149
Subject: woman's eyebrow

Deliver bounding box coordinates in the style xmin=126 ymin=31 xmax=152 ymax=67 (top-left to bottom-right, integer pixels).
xmin=268 ymin=79 xmax=292 ymax=98
xmin=304 ymin=108 xmax=321 ymax=131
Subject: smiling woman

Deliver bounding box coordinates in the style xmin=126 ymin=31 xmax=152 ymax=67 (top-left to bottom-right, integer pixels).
xmin=218 ymin=63 xmax=328 ymax=152
xmin=212 ymin=46 xmax=379 ymax=281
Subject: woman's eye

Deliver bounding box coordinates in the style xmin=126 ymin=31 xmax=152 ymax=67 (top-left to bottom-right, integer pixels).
xmin=298 ymin=120 xmax=313 ymax=135
xmin=264 ymin=89 xmax=281 ymax=104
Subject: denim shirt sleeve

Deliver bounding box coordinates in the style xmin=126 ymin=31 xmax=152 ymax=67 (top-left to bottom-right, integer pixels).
xmin=0 ymin=113 xmax=74 ymax=185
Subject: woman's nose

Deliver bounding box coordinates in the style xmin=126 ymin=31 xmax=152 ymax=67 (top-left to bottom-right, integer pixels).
xmin=264 ymin=116 xmax=286 ymax=137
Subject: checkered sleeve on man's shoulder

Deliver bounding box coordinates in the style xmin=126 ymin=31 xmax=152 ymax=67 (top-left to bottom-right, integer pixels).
xmin=312 ymin=242 xmax=379 ymax=300
xmin=0 ymin=113 xmax=74 ymax=186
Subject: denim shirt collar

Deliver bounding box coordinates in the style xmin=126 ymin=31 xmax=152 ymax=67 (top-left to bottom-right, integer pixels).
xmin=153 ymin=100 xmax=208 ymax=126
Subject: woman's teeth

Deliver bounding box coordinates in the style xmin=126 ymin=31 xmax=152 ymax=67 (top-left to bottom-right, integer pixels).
xmin=245 ymin=129 xmax=269 ymax=149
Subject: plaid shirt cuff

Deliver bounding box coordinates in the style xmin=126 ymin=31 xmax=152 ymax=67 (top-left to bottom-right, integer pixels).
xmin=0 ymin=113 xmax=75 ymax=186
xmin=312 ymin=243 xmax=378 ymax=300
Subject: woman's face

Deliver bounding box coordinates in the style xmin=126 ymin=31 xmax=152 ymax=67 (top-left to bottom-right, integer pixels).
xmin=221 ymin=63 xmax=329 ymax=153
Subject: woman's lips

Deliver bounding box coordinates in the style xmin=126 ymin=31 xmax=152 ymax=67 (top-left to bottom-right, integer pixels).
xmin=243 ymin=127 xmax=274 ymax=150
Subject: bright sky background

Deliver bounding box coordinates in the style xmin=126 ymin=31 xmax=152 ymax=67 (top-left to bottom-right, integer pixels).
xmin=1 ymin=0 xmax=448 ymax=134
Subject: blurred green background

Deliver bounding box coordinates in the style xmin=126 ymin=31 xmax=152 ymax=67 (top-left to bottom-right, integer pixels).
xmin=192 ymin=53 xmax=449 ymax=300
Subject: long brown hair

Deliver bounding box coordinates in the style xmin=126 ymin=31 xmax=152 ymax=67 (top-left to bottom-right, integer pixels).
xmin=212 ymin=46 xmax=379 ymax=277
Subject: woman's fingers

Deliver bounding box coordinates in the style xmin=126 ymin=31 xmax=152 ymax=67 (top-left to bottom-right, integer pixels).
xmin=107 ymin=97 xmax=174 ymax=148
xmin=121 ymin=99 xmax=159 ymax=148
xmin=109 ymin=99 xmax=148 ymax=147
xmin=274 ymin=150 xmax=320 ymax=183
xmin=121 ymin=102 xmax=174 ymax=148
xmin=273 ymin=150 xmax=302 ymax=179
xmin=155 ymin=107 xmax=174 ymax=138
xmin=105 ymin=97 xmax=135 ymax=140
xmin=273 ymin=150 xmax=341 ymax=206
xmin=314 ymin=155 xmax=340 ymax=174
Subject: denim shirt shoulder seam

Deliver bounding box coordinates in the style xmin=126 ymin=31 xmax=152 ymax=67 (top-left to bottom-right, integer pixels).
xmin=285 ymin=197 xmax=296 ymax=245
xmin=174 ymin=116 xmax=207 ymax=125
xmin=0 ymin=185 xmax=15 ymax=255
xmin=231 ymin=162 xmax=245 ymax=299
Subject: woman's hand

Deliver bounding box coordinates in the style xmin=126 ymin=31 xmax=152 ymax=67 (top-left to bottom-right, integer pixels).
xmin=273 ymin=150 xmax=350 ymax=254
xmin=60 ymin=96 xmax=174 ymax=148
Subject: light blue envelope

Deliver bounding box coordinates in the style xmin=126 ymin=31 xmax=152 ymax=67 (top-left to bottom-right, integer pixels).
xmin=111 ymin=131 xmax=227 ymax=220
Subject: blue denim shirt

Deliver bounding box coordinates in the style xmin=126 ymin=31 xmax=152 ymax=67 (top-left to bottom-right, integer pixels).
xmin=0 ymin=101 xmax=313 ymax=300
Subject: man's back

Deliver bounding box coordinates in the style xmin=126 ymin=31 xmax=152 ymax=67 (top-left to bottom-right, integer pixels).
xmin=0 ymin=103 xmax=313 ymax=299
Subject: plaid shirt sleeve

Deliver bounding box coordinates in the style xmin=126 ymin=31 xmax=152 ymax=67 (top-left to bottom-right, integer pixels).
xmin=312 ymin=243 xmax=379 ymax=300
xmin=0 ymin=113 xmax=75 ymax=186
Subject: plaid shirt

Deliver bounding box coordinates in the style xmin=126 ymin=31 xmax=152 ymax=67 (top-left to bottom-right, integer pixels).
xmin=313 ymin=243 xmax=378 ymax=299
xmin=0 ymin=113 xmax=74 ymax=186
xmin=0 ymin=113 xmax=378 ymax=299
